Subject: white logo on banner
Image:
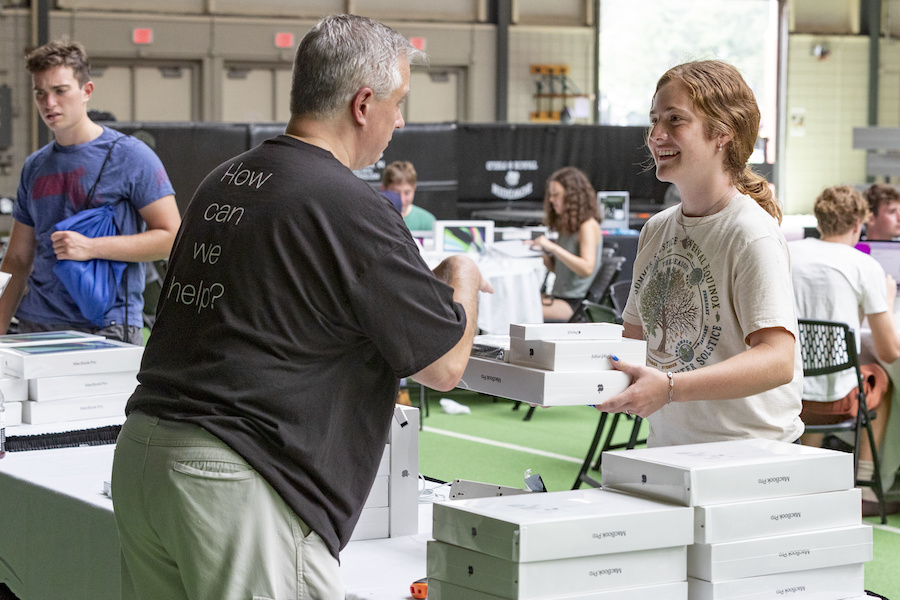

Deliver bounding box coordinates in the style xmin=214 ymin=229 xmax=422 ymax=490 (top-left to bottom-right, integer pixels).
xmin=486 ymin=160 xmax=537 ymax=200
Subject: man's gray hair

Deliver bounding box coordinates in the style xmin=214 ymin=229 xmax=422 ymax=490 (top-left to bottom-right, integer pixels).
xmin=290 ymin=14 xmax=427 ymax=119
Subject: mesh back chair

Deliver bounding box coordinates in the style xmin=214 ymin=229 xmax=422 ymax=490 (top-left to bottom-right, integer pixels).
xmin=540 ymin=247 xmax=615 ymax=316
xmin=582 ymin=279 xmax=632 ymax=325
xmin=568 ymin=253 xmax=627 ymax=323
xmin=609 ymin=279 xmax=631 ymax=318
xmin=798 ymin=319 xmax=887 ymax=523
xmin=581 ymin=300 xmax=621 ymax=324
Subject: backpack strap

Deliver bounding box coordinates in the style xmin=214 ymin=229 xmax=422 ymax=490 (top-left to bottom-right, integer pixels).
xmin=85 ymin=134 xmax=125 ymax=210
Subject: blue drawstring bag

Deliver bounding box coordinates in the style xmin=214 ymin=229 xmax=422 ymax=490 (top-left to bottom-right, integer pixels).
xmin=52 ymin=204 xmax=127 ymax=327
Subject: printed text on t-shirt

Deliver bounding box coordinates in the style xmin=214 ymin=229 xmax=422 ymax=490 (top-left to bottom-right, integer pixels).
xmin=164 ymin=161 xmax=272 ymax=313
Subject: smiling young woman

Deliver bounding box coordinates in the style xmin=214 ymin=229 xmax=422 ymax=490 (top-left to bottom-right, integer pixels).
xmin=601 ymin=60 xmax=804 ymax=449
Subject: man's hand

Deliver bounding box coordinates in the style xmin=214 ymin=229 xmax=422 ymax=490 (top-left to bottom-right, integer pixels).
xmin=432 ymin=255 xmax=494 ymax=295
xmin=51 ymin=230 xmax=95 ymax=261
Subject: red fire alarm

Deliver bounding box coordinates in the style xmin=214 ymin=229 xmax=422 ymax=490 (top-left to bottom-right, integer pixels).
xmin=132 ymin=28 xmax=153 ymax=45
xmin=275 ymin=32 xmax=294 ymax=49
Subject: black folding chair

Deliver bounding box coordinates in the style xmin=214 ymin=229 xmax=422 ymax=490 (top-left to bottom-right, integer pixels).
xmin=572 ymin=411 xmax=647 ymax=489
xmin=609 ymin=279 xmax=631 ymax=319
xmin=798 ymin=319 xmax=887 ymax=524
xmin=568 ymin=253 xmax=627 ymax=324
xmin=581 ymin=300 xmax=621 ymax=324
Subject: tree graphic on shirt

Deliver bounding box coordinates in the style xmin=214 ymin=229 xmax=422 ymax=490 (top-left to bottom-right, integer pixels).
xmin=641 ymin=265 xmax=698 ymax=356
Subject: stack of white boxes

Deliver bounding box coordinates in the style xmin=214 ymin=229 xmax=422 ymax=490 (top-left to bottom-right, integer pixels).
xmin=0 ymin=331 xmax=143 ymax=426
xmin=460 ymin=322 xmax=646 ymax=407
xmin=0 ymin=370 xmax=28 ymax=427
xmin=427 ymin=487 xmax=694 ymax=599
xmin=601 ymin=439 xmax=873 ymax=600
xmin=349 ymin=404 xmax=420 ymax=542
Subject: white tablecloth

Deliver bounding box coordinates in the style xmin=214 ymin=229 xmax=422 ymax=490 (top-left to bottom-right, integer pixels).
xmin=0 ymin=420 xmax=436 ymax=600
xmin=422 ymin=249 xmax=545 ymax=335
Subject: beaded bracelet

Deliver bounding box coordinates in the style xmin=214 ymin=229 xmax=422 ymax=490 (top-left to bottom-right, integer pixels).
xmin=667 ymin=371 xmax=674 ymax=404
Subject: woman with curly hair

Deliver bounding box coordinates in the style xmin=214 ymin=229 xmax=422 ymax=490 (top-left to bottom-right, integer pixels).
xmin=530 ymin=166 xmax=603 ymax=321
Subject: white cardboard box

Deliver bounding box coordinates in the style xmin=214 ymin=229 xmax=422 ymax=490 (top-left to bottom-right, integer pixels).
xmin=427 ymin=540 xmax=687 ymax=599
xmin=428 ymin=579 xmax=688 ymax=600
xmin=509 ymin=322 xmax=624 ymax=341
xmin=349 ymin=506 xmax=389 ymax=541
xmin=687 ymin=524 xmax=872 ymax=582
xmin=459 ymin=357 xmax=631 ymax=406
xmin=350 ymin=449 xmax=390 ymax=541
xmin=365 ymin=473 xmax=389 ymax=508
xmin=348 ymin=405 xmax=418 ymax=542
xmin=687 ymin=563 xmax=865 ymax=600
xmin=0 ymin=375 xmax=28 ymax=402
xmin=3 ymin=400 xmax=22 ymax=427
xmin=508 ymin=338 xmax=647 ymax=371
xmin=600 ymin=439 xmax=854 ymax=506
xmin=0 ymin=339 xmax=144 ymax=379
xmin=28 ymin=370 xmax=139 ymax=402
xmin=22 ymin=392 xmax=131 ymax=424
xmin=694 ymin=488 xmax=862 ymax=544
xmin=432 ymin=488 xmax=693 ymax=562
xmin=0 ymin=330 xmax=104 ymax=347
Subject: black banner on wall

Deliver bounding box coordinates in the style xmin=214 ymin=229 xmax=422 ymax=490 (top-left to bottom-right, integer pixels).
xmin=455 ymin=124 xmax=668 ymax=209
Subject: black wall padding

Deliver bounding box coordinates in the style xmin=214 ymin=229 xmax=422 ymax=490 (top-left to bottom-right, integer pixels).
xmin=455 ymin=124 xmax=669 ymax=210
xmin=248 ymin=123 xmax=285 ymax=148
xmin=108 ymin=122 xmax=249 ymax=215
xmin=378 ymin=123 xmax=459 ymax=220
xmin=104 ymin=121 xmax=672 ymax=219
xmin=384 ymin=122 xmax=458 ymax=183
xmin=251 ymin=123 xmax=460 ymax=218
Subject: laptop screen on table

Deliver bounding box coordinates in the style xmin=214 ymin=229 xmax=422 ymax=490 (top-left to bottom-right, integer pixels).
xmin=432 ymin=220 xmax=495 ymax=253
xmin=858 ymin=240 xmax=900 ymax=285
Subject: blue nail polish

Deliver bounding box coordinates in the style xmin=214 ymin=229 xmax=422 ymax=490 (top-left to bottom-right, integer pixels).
xmin=611 ymin=355 xmax=619 ymax=361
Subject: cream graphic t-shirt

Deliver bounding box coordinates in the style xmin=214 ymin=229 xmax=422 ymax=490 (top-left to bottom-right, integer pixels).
xmin=623 ymin=194 xmax=804 ymax=447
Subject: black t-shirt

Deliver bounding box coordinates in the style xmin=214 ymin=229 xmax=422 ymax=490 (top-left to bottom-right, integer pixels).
xmin=128 ymin=136 xmax=466 ymax=558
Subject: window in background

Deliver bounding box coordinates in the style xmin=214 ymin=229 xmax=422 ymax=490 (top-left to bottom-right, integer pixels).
xmin=221 ymin=66 xmax=292 ymax=123
xmin=598 ymin=0 xmax=779 ymax=162
xmin=91 ymin=63 xmax=197 ymax=122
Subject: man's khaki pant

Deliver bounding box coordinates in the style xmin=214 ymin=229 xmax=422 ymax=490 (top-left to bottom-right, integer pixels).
xmin=112 ymin=411 xmax=344 ymax=600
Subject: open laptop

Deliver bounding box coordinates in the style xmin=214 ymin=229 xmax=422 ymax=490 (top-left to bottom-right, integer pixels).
xmin=433 ymin=220 xmax=495 ymax=253
xmin=597 ymin=191 xmax=630 ymax=230
xmin=409 ymin=229 xmax=434 ymax=251
xmin=858 ymin=240 xmax=900 ymax=285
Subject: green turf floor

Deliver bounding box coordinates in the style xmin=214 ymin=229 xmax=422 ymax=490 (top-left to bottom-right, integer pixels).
xmin=416 ymin=388 xmax=900 ymax=598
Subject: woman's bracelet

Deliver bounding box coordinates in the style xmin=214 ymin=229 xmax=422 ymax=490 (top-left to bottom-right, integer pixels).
xmin=667 ymin=371 xmax=674 ymax=404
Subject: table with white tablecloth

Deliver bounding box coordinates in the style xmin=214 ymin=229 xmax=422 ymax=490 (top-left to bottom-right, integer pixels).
xmin=421 ymin=248 xmax=545 ymax=335
xmin=0 ymin=417 xmax=439 ymax=600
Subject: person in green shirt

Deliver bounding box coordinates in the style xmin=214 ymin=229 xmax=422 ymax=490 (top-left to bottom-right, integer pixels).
xmin=381 ymin=160 xmax=436 ymax=231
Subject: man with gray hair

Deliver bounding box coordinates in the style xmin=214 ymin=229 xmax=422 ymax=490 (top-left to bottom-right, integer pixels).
xmin=111 ymin=14 xmax=491 ymax=600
